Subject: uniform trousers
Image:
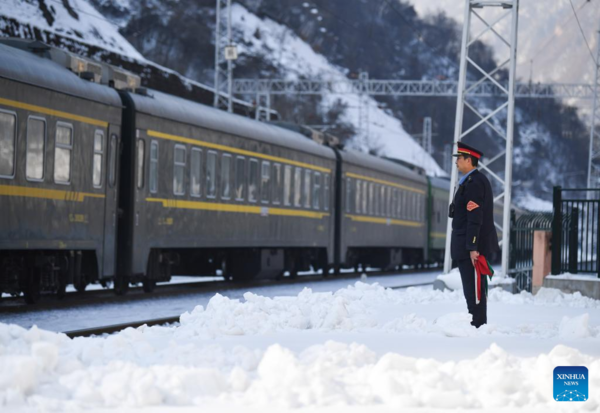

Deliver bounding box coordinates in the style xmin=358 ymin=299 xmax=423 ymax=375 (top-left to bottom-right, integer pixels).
xmin=457 ymin=258 xmax=487 ymax=328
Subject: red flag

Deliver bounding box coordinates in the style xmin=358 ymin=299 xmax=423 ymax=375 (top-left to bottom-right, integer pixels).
xmin=474 ymin=255 xmax=494 ymax=304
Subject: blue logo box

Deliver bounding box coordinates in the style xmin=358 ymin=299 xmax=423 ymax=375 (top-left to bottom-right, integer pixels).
xmin=554 ymin=366 xmax=588 ymax=402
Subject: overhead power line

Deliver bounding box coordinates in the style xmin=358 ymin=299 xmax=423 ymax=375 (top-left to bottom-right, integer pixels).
xmin=569 ymin=0 xmax=596 ymax=65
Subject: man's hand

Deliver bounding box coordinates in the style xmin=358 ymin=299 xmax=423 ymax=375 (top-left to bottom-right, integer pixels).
xmin=470 ymin=250 xmax=480 ymax=267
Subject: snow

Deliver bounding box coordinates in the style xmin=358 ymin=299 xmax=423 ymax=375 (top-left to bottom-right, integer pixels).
xmin=0 ymin=0 xmax=145 ymax=60
xmin=2 ymin=272 xmax=440 ymax=332
xmin=547 ymin=273 xmax=600 ymax=282
xmin=514 ymin=193 xmax=553 ymax=212
xmin=2 ymin=278 xmax=600 ymax=412
xmin=230 ymin=4 xmax=446 ymax=177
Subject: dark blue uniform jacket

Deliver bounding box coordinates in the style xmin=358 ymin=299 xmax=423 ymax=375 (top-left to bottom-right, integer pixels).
xmin=450 ymin=169 xmax=500 ymax=261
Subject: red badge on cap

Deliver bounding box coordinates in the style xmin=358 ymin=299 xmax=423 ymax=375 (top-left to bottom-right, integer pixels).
xmin=467 ymin=201 xmax=480 ymax=211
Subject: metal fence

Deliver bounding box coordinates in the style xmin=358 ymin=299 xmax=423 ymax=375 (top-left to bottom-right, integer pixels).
xmin=551 ymin=186 xmax=600 ymax=277
xmin=508 ymin=211 xmax=553 ymax=292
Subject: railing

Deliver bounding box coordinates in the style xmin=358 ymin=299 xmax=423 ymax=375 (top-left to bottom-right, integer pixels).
xmin=508 ymin=211 xmax=552 ymax=292
xmin=551 ymin=187 xmax=600 ymax=277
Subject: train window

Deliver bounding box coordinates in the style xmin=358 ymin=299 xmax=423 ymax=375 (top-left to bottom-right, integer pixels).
xmin=362 ymin=181 xmax=368 ymax=214
xmin=93 ymin=131 xmax=104 ymax=188
xmin=190 ymin=147 xmax=202 ymax=197
xmin=109 ymin=134 xmax=118 ymax=187
xmin=221 ymin=153 xmax=232 ymax=200
xmin=283 ymin=164 xmax=292 ymax=206
xmin=207 ymin=150 xmax=217 ymax=198
xmin=398 ymin=190 xmax=404 ymax=219
xmin=392 ymin=189 xmax=397 ymax=218
xmin=313 ymin=172 xmax=322 ymax=210
xmin=345 ymin=178 xmax=352 ymax=213
xmin=369 ymin=182 xmax=375 ymax=215
xmin=0 ymin=111 xmax=16 ymax=178
xmin=272 ymin=163 xmax=282 ymax=205
xmin=415 ymin=193 xmax=419 ymax=221
xmin=136 ymin=139 xmax=145 ymax=189
xmin=390 ymin=188 xmax=394 ymax=218
xmin=149 ymin=141 xmax=159 ymax=194
xmin=173 ymin=144 xmax=186 ymax=195
xmin=54 ymin=123 xmax=73 ymax=184
xmin=380 ymin=185 xmax=386 ymax=216
xmin=235 ymin=156 xmax=245 ymax=201
xmin=261 ymin=161 xmax=270 ymax=204
xmin=324 ymin=173 xmax=330 ymax=211
xmin=303 ymin=169 xmax=311 ymax=208
xmin=399 ymin=191 xmax=405 ymax=219
xmin=26 ymin=117 xmax=46 ymax=181
xmin=293 ymin=167 xmax=302 ymax=207
xmin=248 ymin=158 xmax=259 ymax=203
xmin=355 ymin=179 xmax=361 ymax=214
xmin=437 ymin=210 xmax=441 ymax=223
xmin=373 ymin=184 xmax=379 ymax=216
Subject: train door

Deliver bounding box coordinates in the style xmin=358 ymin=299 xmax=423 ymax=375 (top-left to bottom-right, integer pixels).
xmin=102 ymin=127 xmax=120 ymax=278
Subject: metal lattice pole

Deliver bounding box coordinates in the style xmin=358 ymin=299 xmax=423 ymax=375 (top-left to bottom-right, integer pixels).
xmin=443 ymin=0 xmax=520 ymax=277
xmin=587 ymin=32 xmax=600 ymax=193
xmin=213 ymin=0 xmax=236 ymax=112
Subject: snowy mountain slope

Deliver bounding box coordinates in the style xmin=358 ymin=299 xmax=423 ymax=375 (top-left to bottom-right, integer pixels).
xmin=0 ymin=0 xmax=445 ymax=176
xmin=230 ymin=4 xmax=446 ymax=176
xmin=0 ymin=0 xmax=144 ymax=59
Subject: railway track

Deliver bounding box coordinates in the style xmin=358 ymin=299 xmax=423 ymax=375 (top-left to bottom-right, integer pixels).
xmin=62 ymin=279 xmax=435 ymax=338
xmin=0 ymin=267 xmax=438 ymax=313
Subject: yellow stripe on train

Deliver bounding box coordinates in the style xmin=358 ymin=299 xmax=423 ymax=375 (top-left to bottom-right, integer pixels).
xmin=0 ymin=97 xmax=109 ymax=127
xmin=0 ymin=185 xmax=105 ymax=202
xmin=146 ymin=198 xmax=330 ymax=219
xmin=345 ymin=214 xmax=424 ymax=227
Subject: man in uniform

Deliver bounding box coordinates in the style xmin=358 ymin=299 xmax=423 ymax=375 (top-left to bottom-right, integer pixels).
xmin=450 ymin=141 xmax=499 ymax=328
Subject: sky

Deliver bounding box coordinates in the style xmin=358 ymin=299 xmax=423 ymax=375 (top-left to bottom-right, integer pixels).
xmin=411 ymin=0 xmax=600 ymax=85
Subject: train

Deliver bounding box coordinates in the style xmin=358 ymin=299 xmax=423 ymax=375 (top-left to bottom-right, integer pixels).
xmin=0 ymin=38 xmax=452 ymax=303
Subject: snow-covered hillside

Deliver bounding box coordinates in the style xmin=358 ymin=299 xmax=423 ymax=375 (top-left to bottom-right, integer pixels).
xmin=0 ymin=0 xmax=445 ymax=176
xmin=0 ymin=0 xmax=143 ymax=60
xmin=231 ymin=4 xmax=445 ymax=176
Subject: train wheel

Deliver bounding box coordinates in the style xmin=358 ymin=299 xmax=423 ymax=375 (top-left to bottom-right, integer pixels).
xmin=74 ymin=281 xmax=87 ymax=293
xmin=221 ymin=259 xmax=233 ymax=282
xmin=143 ymin=278 xmax=156 ymax=293
xmin=56 ymin=270 xmax=67 ymax=300
xmin=23 ymin=268 xmax=41 ymax=304
xmin=114 ymin=275 xmax=129 ymax=295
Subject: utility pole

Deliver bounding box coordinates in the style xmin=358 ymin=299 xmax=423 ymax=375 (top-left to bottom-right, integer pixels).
xmin=358 ymin=71 xmax=370 ymax=147
xmin=443 ymin=0 xmax=520 ymax=278
xmin=213 ymin=0 xmax=237 ymax=112
xmin=423 ymin=117 xmax=433 ymax=154
xmin=443 ymin=144 xmax=453 ymax=174
xmin=587 ymin=31 xmax=600 ymax=193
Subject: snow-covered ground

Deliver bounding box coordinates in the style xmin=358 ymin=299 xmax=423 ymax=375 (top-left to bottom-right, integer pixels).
xmin=1 ymin=272 xmax=599 ymax=412
xmin=1 ymin=272 xmax=439 ymax=332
